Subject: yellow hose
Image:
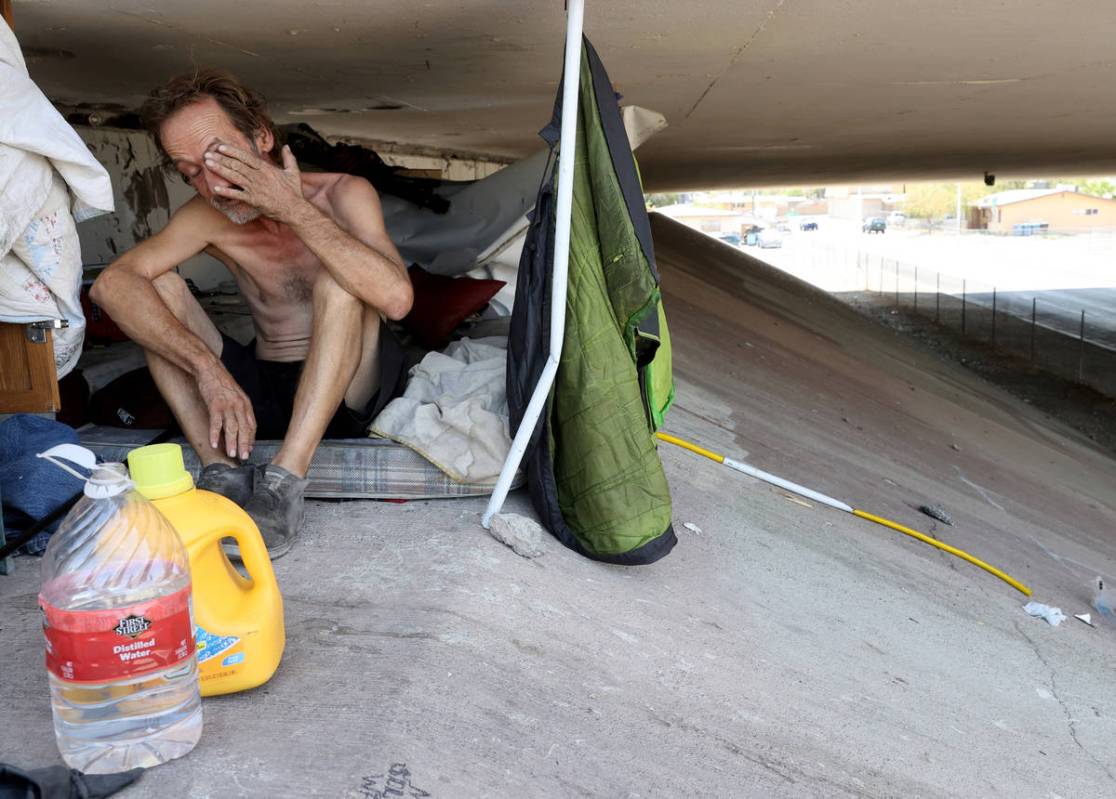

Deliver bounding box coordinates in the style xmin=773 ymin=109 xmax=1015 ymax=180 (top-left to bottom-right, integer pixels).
xmin=656 ymin=431 xmax=1032 ymax=597
xmin=656 ymin=432 xmax=725 ymax=464
xmin=851 ymin=509 xmax=1031 ymax=596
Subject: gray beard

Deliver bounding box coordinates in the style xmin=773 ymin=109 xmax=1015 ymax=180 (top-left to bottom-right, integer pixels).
xmin=210 ymin=197 xmax=262 ymax=225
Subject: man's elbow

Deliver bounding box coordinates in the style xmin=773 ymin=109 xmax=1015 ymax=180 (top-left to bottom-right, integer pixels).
xmin=382 ymin=281 xmax=414 ymax=322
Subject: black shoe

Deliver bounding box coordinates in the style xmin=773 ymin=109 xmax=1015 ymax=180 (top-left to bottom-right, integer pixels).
xmin=196 ymin=462 xmax=256 ymax=507
xmin=241 ymin=464 xmax=309 ymax=560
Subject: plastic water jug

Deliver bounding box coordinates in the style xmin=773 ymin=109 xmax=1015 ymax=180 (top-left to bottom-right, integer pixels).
xmin=39 ymin=462 xmax=202 ymax=773
xmin=127 ymin=444 xmax=285 ymax=697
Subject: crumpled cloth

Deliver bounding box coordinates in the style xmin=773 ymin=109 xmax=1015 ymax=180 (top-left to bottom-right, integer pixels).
xmin=370 ymin=337 xmax=511 ymax=484
xmin=1023 ymin=601 xmax=1066 ymax=627
xmin=0 ymin=762 xmax=142 ymax=799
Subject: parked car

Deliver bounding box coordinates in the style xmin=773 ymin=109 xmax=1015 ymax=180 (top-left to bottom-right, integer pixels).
xmin=757 ymin=228 xmax=783 ymax=248
xmin=886 ymin=211 xmax=906 ymax=227
xmin=863 ymin=217 xmax=887 ymax=234
xmin=717 ymin=233 xmax=742 ymax=246
xmin=799 ymin=221 xmax=819 ymax=231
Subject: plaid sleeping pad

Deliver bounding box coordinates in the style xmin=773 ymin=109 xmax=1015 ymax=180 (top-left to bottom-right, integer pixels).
xmin=79 ymin=425 xmax=521 ymax=499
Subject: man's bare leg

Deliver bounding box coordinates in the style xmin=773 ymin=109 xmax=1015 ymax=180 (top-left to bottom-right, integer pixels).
xmin=146 ymin=272 xmax=234 ymax=468
xmin=243 ymin=271 xmax=382 ymax=559
xmin=271 ymin=270 xmax=382 ymax=477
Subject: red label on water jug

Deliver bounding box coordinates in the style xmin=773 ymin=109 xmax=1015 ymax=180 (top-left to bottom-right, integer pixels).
xmin=40 ymin=586 xmax=195 ymax=683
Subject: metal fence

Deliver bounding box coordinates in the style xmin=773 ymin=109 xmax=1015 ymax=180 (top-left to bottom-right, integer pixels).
xmin=852 ymin=251 xmax=1116 ymax=397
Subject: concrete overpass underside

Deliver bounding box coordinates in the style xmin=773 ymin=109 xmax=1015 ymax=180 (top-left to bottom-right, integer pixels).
xmin=12 ymin=0 xmax=1116 ymax=190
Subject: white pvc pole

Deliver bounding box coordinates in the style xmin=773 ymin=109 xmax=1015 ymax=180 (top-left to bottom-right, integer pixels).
xmin=482 ymin=0 xmax=584 ymax=529
xmin=721 ymin=457 xmax=854 ymax=513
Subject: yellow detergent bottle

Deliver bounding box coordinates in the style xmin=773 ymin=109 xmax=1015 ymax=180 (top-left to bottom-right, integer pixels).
xmin=126 ymin=443 xmax=285 ymax=697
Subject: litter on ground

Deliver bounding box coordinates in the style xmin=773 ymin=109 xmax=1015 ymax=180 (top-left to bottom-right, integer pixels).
xmin=1023 ymin=602 xmax=1066 ymax=626
xmin=1092 ymin=578 xmax=1115 ymax=619
xmin=918 ymin=504 xmax=954 ymax=525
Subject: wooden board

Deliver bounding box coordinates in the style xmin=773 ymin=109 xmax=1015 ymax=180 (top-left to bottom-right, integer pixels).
xmin=0 ymin=323 xmax=60 ymax=413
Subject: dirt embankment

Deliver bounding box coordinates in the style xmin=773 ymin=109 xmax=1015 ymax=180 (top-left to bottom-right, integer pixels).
xmin=844 ymin=293 xmax=1116 ymax=455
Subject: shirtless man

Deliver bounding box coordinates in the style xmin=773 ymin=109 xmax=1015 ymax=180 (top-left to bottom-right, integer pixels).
xmin=91 ymin=70 xmax=413 ymax=558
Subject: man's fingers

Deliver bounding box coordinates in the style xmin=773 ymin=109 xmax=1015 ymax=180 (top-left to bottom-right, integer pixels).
xmin=209 ymin=412 xmax=223 ymax=452
xmin=235 ymin=405 xmax=256 ymax=460
xmin=216 ymin=143 xmax=261 ymax=168
xmin=205 ymin=153 xmax=249 ymax=182
xmin=282 ymin=144 xmax=299 ymax=174
xmin=222 ymin=411 xmax=239 ymax=459
xmin=213 ymin=184 xmax=249 ymax=200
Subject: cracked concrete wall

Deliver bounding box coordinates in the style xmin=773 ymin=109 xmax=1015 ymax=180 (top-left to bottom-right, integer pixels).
xmin=74 ymin=126 xmax=228 ymax=289
xmin=379 ymin=150 xmax=505 ymax=181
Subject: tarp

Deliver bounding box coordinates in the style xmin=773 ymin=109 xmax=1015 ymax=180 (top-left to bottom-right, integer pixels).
xmin=507 ymin=38 xmax=676 ymax=565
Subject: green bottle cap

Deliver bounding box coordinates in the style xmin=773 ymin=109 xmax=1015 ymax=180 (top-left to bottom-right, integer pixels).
xmin=127 ymin=443 xmax=195 ymax=500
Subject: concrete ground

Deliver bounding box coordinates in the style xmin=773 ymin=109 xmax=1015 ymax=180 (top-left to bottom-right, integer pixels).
xmin=3 ymin=216 xmax=1116 ymax=797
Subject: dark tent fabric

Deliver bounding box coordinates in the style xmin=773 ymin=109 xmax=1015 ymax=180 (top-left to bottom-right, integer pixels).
xmin=507 ymin=37 xmax=676 ymax=565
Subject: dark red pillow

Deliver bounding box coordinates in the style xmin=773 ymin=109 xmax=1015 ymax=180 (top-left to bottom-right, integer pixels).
xmin=400 ymin=265 xmax=505 ymax=350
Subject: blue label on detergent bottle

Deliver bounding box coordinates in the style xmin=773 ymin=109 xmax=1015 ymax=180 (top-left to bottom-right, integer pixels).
xmin=194 ymin=626 xmax=240 ymax=664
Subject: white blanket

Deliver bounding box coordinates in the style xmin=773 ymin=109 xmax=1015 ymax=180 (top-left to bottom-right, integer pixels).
xmin=370 ymin=337 xmax=511 ymax=485
xmin=0 ymin=18 xmax=114 ymax=378
xmin=0 ymin=18 xmax=113 ymax=257
xmin=0 ymin=172 xmax=87 ymax=376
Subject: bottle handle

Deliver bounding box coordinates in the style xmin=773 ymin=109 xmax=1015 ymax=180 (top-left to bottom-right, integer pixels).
xmin=224 ymin=517 xmax=272 ymax=587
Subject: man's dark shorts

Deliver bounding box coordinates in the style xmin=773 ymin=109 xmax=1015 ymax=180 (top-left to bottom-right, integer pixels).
xmin=218 ymin=320 xmax=407 ymax=440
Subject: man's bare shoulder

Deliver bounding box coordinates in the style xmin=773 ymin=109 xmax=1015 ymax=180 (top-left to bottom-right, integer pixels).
xmin=169 ymin=194 xmax=220 ymax=220
xmin=307 ymin=173 xmax=378 ymax=210
xmin=167 ymin=195 xmax=234 ymax=235
xmin=329 ymin=174 xmax=386 ymax=224
xmin=299 ymin=173 xmax=382 ymax=234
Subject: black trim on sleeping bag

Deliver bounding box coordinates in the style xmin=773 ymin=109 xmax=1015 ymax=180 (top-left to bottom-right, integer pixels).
xmin=583 ymin=38 xmax=659 ymax=284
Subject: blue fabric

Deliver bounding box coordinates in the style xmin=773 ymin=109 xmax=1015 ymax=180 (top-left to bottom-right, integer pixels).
xmin=0 ymin=414 xmax=84 ymax=554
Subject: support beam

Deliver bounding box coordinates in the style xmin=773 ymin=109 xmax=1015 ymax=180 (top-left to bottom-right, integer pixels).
xmin=482 ymin=0 xmax=585 ymax=528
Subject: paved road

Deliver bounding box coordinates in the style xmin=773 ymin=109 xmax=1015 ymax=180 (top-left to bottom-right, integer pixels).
xmin=734 ymin=224 xmax=1116 ymax=351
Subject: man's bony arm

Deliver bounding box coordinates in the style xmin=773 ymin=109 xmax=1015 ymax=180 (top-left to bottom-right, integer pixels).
xmin=284 ymin=179 xmax=413 ymax=320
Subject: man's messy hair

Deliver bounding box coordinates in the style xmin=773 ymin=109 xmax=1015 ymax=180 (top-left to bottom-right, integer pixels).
xmin=141 ymin=68 xmax=281 ymax=167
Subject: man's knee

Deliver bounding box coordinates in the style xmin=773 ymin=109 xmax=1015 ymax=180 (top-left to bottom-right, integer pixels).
xmin=312 ymin=270 xmax=361 ymax=314
xmin=151 ymin=271 xmax=193 ymax=318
